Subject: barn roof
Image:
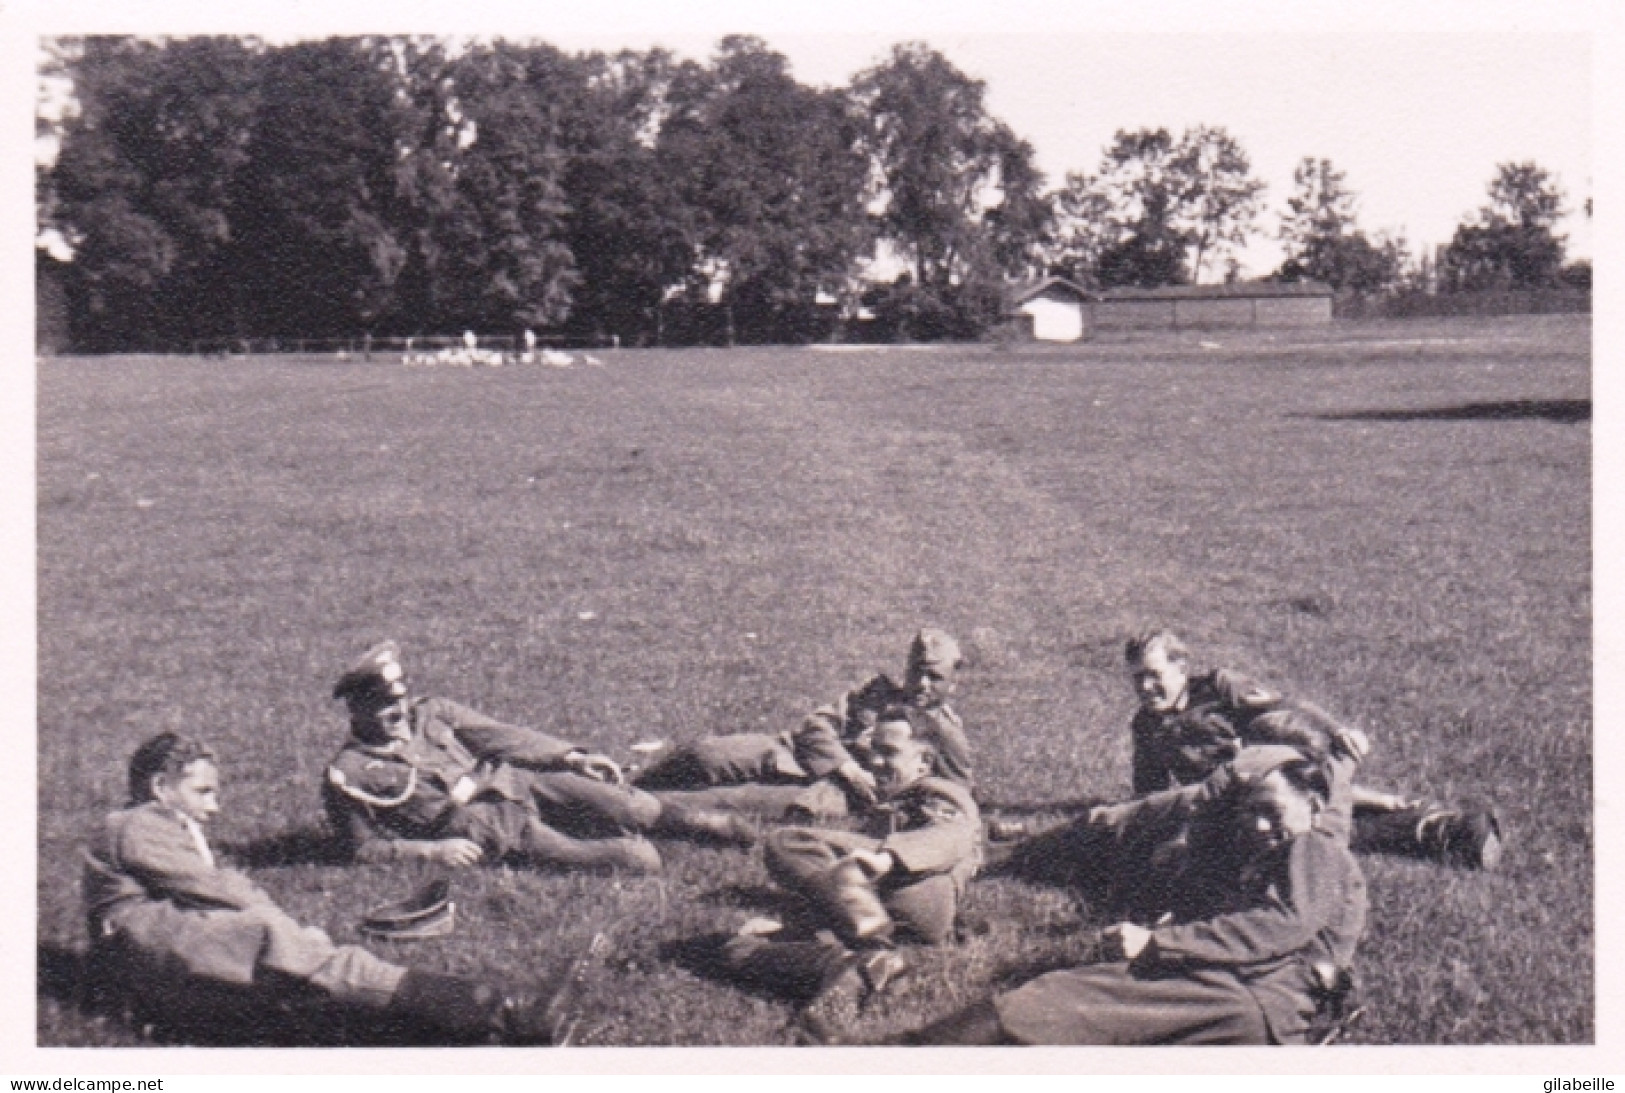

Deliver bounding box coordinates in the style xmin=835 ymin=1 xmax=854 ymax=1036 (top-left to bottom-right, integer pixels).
xmin=1008 ymin=276 xmax=1095 ymax=306
xmin=1100 ymin=280 xmax=1334 ymax=300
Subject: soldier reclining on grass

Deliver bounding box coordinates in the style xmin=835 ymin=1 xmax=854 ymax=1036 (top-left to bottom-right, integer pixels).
xmin=700 ymin=713 xmax=981 ymax=1044
xmin=633 ymin=628 xmax=973 ymax=822
xmin=323 ymin=642 xmax=755 ymax=876
xmin=1123 ymin=628 xmax=1501 ymax=869
xmin=901 ymin=746 xmax=1366 ymax=1045
xmin=84 ymin=732 xmax=582 ymax=1045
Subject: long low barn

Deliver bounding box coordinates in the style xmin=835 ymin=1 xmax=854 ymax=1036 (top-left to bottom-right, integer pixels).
xmin=1010 ymin=278 xmax=1335 ymax=341
xmin=1092 ymin=281 xmax=1334 ymax=332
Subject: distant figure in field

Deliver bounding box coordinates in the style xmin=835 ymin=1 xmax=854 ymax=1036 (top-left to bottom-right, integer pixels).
xmin=707 ymin=714 xmax=981 ymax=1043
xmin=1123 ymin=629 xmax=1501 ymax=869
xmin=633 ymin=628 xmax=972 ymax=820
xmin=902 ymin=746 xmax=1365 ymax=1045
xmin=83 ymin=732 xmax=582 ymax=1044
xmin=462 ymin=330 xmax=478 ymax=352
xmin=322 ymin=642 xmax=755 ymax=876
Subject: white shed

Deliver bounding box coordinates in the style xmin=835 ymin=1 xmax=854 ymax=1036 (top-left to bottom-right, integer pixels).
xmin=1010 ymin=276 xmax=1093 ymax=342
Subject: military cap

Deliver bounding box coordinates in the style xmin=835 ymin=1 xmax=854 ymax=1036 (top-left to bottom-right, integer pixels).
xmin=361 ymin=878 xmax=455 ymax=941
xmin=333 ymin=640 xmax=408 ymax=702
xmin=908 ymin=627 xmax=963 ymax=671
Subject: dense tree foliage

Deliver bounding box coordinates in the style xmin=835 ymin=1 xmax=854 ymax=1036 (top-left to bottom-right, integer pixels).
xmin=40 ymin=37 xmax=1588 ymax=350
xmin=852 ymin=43 xmax=1047 ymax=338
xmin=1440 ymin=161 xmax=1569 ymax=291
xmin=1274 ymin=157 xmax=1407 ymax=292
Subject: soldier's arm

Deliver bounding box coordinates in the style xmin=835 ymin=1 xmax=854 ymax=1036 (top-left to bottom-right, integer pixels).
xmin=434 ymin=698 xmax=580 ymax=769
xmin=322 ymin=778 xmax=481 ymax=865
xmin=924 ymin=707 xmax=975 ymax=786
xmin=115 ymin=808 xmax=268 ymax=910
xmin=791 ymin=701 xmax=859 ymax=779
xmin=1130 ymin=712 xmax=1171 ymax=796
xmin=1141 ymin=833 xmax=1347 ymax=968
xmin=879 ymin=784 xmax=980 ymax=876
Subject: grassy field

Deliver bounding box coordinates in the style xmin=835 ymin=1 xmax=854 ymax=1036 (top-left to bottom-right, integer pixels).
xmin=36 ymin=314 xmax=1591 ymax=1046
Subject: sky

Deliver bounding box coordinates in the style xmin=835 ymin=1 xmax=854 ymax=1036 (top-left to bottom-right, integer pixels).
xmin=21 ymin=0 xmax=1601 ymax=280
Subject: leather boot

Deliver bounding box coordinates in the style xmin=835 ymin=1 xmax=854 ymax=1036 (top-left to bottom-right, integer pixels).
xmin=653 ymin=802 xmax=759 ymax=846
xmin=385 ymin=969 xmax=582 ymax=1046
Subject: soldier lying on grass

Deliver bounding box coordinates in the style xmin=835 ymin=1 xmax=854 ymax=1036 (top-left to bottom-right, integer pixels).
xmin=698 ymin=714 xmax=981 ymax=1044
xmin=902 ymin=746 xmax=1366 ymax=1045
xmin=633 ymin=627 xmax=972 ymax=822
xmin=323 ymin=641 xmax=755 ymax=875
xmin=1124 ymin=628 xmax=1502 ymax=869
xmin=83 ymin=732 xmax=583 ymax=1044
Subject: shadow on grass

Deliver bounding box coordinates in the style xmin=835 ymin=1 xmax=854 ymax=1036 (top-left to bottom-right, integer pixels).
xmin=1312 ymin=398 xmax=1590 ymax=424
xmin=38 ymin=940 xmax=434 ymax=1047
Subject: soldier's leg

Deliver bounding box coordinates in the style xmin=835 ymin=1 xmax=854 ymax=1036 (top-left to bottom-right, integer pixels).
xmin=1351 ymin=799 xmax=1502 ymax=869
xmin=633 ymin=734 xmax=802 ymax=789
xmin=765 ymin=828 xmax=892 ymax=944
xmin=648 ymin=783 xmax=847 ymax=822
xmin=902 ymin=1000 xmax=1012 ymax=1045
xmin=526 ymin=770 xmax=664 ymax=835
xmin=881 ymin=874 xmax=959 ymax=945
xmin=520 ymin=818 xmax=663 ymax=873
xmin=992 ymin=962 xmax=1268 ymax=1045
xmin=717 ymin=931 xmax=850 ymax=1000
xmin=237 ymin=903 xmax=407 ymax=1009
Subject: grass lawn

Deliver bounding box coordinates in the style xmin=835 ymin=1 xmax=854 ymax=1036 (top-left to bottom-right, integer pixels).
xmin=36 ymin=314 xmax=1591 ymax=1046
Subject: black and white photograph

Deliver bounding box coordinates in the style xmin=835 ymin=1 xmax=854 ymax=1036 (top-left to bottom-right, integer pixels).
xmin=14 ymin=0 xmax=1617 ymax=1071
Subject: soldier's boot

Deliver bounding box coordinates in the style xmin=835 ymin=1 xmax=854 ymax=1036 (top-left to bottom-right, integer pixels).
xmin=522 ymin=821 xmax=663 ymax=874
xmin=383 ymin=969 xmax=581 ymax=1045
xmin=651 ymin=802 xmax=759 ymax=847
xmin=1415 ymin=807 xmax=1503 ymax=870
xmin=812 ymin=858 xmax=894 ymax=946
xmin=794 ymin=948 xmax=911 ymax=1046
xmin=898 ymin=999 xmax=1010 ymax=1045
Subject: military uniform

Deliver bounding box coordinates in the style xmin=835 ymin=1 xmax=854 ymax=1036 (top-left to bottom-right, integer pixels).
xmin=718 ymin=769 xmax=982 ymax=1015
xmin=84 ymin=800 xmax=406 ymax=1007
xmin=633 ymin=673 xmax=973 ymax=818
xmin=325 ymin=696 xmax=663 ymax=867
xmin=925 ymin=750 xmax=1367 ymax=1046
xmin=1130 ymin=667 xmax=1496 ymax=866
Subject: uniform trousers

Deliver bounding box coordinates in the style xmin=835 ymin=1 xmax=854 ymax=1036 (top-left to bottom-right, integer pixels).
xmin=766 ymin=828 xmax=960 ymax=945
xmin=633 ymin=733 xmax=803 ymax=789
xmin=994 ymin=962 xmax=1271 ymax=1045
xmin=99 ymin=899 xmax=406 ymax=1009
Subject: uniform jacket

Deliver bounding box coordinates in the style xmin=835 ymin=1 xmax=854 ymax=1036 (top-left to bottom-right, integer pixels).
xmin=793 ymin=674 xmax=974 ymax=788
xmin=1101 ymin=765 xmax=1368 ymax=1042
xmin=324 ymin=696 xmax=578 ymax=861
xmin=863 ymin=774 xmax=983 ymax=890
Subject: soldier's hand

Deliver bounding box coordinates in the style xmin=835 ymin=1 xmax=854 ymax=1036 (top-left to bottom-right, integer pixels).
xmin=836 ymin=760 xmax=878 ymax=806
xmin=846 ymin=848 xmax=897 ymax=879
xmin=567 ymin=751 xmax=624 ymax=785
xmin=1333 ymin=726 xmax=1371 ymax=761
xmin=1101 ymin=921 xmax=1151 ymax=961
xmin=434 ymin=838 xmax=485 ymax=867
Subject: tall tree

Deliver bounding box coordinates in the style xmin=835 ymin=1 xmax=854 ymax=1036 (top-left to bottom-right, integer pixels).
xmin=1440 ymin=160 xmax=1568 ymax=291
xmin=421 ymin=41 xmax=579 ymax=332
xmin=1041 ymin=171 xmax=1113 ymax=287
xmin=558 ymin=49 xmax=696 ymax=343
xmin=852 ymin=43 xmax=1047 ymax=300
xmin=1275 ymin=157 xmax=1405 ymax=292
xmin=229 ymin=38 xmax=413 ymax=338
xmin=1173 ymin=125 xmax=1266 ymax=283
xmin=47 ymin=36 xmax=262 ymax=350
xmin=1089 ymin=128 xmax=1193 ymax=288
xmin=658 ymin=36 xmax=871 ymax=342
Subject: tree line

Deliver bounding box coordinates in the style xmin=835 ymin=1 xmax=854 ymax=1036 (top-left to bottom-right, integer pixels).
xmin=37 ymin=35 xmax=1589 ymax=351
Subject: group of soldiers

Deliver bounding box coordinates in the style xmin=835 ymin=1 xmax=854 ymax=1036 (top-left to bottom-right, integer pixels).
xmin=82 ymin=627 xmax=1501 ymax=1046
